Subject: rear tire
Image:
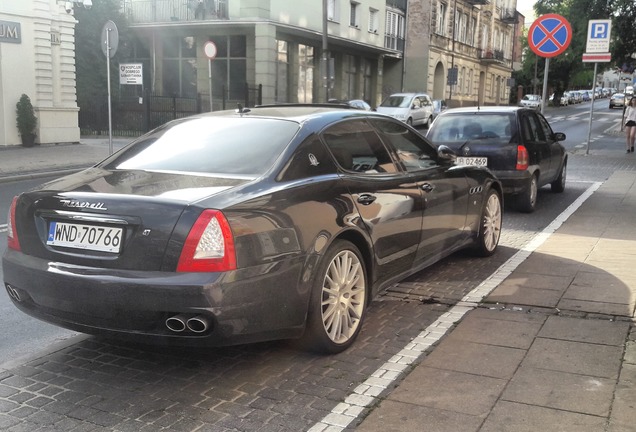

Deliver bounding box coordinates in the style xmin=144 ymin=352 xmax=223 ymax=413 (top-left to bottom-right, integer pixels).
xmin=551 ymin=162 xmax=566 ymax=193
xmin=472 ymin=189 xmax=502 ymax=257
xmin=425 ymin=116 xmax=432 ymax=129
xmin=301 ymin=240 xmax=368 ymax=354
xmin=516 ymin=174 xmax=538 ymax=213
xmin=406 ymin=117 xmax=413 ymax=126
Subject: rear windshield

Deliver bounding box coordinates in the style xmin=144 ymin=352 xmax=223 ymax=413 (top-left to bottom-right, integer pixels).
xmin=101 ymin=117 xmax=300 ymax=177
xmin=428 ymin=113 xmax=515 ymax=143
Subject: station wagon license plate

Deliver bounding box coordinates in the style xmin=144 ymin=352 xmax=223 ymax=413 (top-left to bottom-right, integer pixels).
xmin=47 ymin=222 xmax=123 ymax=253
xmin=456 ymin=157 xmax=488 ymax=167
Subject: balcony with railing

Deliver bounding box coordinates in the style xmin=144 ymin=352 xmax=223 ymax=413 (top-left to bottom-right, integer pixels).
xmin=499 ymin=8 xmax=518 ymax=24
xmin=465 ymin=0 xmax=490 ymax=5
xmin=478 ymin=48 xmax=505 ymax=64
xmin=123 ymin=0 xmax=229 ymax=24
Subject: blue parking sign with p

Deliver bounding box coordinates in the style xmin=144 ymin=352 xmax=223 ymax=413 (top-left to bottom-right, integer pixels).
xmin=591 ymin=22 xmax=608 ymax=39
xmin=586 ymin=19 xmax=611 ymax=53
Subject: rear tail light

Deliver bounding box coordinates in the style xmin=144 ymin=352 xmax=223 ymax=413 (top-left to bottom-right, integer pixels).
xmin=516 ymin=145 xmax=529 ymax=170
xmin=7 ymin=196 xmax=21 ymax=251
xmin=177 ymin=210 xmax=236 ymax=272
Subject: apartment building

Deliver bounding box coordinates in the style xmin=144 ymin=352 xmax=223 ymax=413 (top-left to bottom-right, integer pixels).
xmin=395 ymin=0 xmax=519 ymax=107
xmin=0 ymin=0 xmax=79 ymax=147
xmin=122 ymin=0 xmax=401 ymax=109
xmin=122 ymin=0 xmax=517 ymax=109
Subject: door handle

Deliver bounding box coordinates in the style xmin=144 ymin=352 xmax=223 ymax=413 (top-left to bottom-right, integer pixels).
xmin=421 ymin=183 xmax=435 ymax=192
xmin=357 ymin=194 xmax=377 ymax=205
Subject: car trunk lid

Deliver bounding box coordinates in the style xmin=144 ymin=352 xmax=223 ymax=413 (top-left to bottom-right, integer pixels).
xmin=13 ymin=168 xmax=250 ymax=271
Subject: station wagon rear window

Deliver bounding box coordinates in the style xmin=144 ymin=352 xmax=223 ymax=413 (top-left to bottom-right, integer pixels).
xmin=428 ymin=113 xmax=516 ymax=143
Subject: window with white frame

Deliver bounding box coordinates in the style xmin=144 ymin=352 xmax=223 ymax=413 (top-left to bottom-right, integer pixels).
xmin=469 ymin=17 xmax=476 ymax=46
xmin=298 ymin=44 xmax=314 ymax=103
xmin=437 ymin=2 xmax=447 ymax=36
xmin=369 ymin=8 xmax=379 ymax=33
xmin=459 ymin=12 xmax=468 ymax=43
xmin=275 ymin=40 xmax=288 ymax=103
xmin=482 ymin=24 xmax=489 ymax=50
xmin=350 ymin=1 xmax=359 ymax=27
xmin=328 ymin=0 xmax=339 ymax=21
xmin=385 ymin=10 xmax=405 ymax=50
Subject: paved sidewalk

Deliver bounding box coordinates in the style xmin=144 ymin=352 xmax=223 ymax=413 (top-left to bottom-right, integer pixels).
xmin=0 ymin=137 xmax=131 ymax=182
xmin=353 ymin=171 xmax=636 ymax=432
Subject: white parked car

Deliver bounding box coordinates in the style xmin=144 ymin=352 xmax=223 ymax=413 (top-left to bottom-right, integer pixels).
xmin=376 ymin=93 xmax=435 ymax=128
xmin=519 ymin=94 xmax=542 ymax=110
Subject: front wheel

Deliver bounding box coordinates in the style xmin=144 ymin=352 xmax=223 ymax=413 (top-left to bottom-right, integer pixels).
xmin=301 ymin=240 xmax=368 ymax=353
xmin=472 ymin=189 xmax=502 ymax=257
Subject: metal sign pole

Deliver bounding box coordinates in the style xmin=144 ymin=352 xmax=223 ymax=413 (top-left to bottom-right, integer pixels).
xmin=586 ymin=62 xmax=598 ymax=155
xmin=541 ymin=58 xmax=549 ymax=114
xmin=208 ymin=58 xmax=213 ymax=111
xmin=106 ymin=29 xmax=113 ymax=155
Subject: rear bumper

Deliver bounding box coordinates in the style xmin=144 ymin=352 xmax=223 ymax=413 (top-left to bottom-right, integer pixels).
xmin=2 ymin=250 xmax=311 ymax=347
xmin=491 ymin=169 xmax=532 ymax=195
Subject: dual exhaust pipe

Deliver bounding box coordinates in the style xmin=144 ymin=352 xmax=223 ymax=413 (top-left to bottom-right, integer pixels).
xmin=165 ymin=313 xmax=210 ymax=334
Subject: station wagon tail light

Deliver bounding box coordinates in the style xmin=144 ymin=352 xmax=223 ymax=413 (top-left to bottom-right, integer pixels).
xmin=516 ymin=145 xmax=529 ymax=170
xmin=177 ymin=210 xmax=236 ymax=272
xmin=7 ymin=196 xmax=21 ymax=251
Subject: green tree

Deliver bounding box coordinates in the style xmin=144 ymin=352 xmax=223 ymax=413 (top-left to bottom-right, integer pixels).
xmin=74 ymin=0 xmax=132 ymax=109
xmin=517 ymin=0 xmax=636 ymax=103
xmin=611 ymin=0 xmax=636 ymax=74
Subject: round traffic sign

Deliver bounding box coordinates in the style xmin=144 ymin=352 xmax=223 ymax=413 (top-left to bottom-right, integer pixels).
xmin=203 ymin=41 xmax=217 ymax=60
xmin=528 ymin=14 xmax=572 ymax=58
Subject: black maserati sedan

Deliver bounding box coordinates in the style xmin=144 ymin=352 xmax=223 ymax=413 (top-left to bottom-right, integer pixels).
xmin=3 ymin=105 xmax=502 ymax=353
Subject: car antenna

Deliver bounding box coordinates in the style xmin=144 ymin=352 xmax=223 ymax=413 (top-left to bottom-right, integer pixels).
xmin=236 ymin=103 xmax=251 ymax=117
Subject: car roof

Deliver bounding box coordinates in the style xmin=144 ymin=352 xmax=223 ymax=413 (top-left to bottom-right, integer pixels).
xmin=186 ymin=105 xmax=392 ymax=124
xmin=440 ymin=106 xmax=530 ymax=115
xmin=388 ymin=92 xmax=430 ymax=97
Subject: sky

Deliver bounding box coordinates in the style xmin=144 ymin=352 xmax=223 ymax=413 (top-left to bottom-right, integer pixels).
xmin=517 ymin=0 xmax=537 ymax=22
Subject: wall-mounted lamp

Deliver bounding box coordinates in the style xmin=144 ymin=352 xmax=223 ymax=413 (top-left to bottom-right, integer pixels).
xmin=64 ymin=0 xmax=92 ymax=14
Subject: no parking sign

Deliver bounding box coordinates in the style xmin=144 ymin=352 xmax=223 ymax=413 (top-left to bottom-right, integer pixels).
xmin=528 ymin=14 xmax=572 ymax=58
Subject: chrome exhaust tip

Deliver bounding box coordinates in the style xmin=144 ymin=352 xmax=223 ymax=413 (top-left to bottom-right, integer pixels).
xmin=165 ymin=314 xmax=188 ymax=332
xmin=186 ymin=315 xmax=209 ymax=333
xmin=5 ymin=284 xmax=21 ymax=302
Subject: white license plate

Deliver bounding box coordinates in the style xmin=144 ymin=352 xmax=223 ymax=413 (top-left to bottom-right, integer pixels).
xmin=47 ymin=222 xmax=123 ymax=253
xmin=456 ymin=157 xmax=488 ymax=167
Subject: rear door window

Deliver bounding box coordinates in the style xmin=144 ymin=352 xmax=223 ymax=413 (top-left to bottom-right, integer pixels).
xmin=371 ymin=119 xmax=440 ymax=172
xmin=521 ymin=113 xmax=545 ymax=142
xmin=322 ymin=119 xmax=398 ymax=174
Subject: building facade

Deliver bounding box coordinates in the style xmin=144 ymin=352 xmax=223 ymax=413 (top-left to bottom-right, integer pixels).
xmin=122 ymin=0 xmax=402 ymax=109
xmin=1 ymin=0 xmax=520 ymax=147
xmin=395 ymin=0 xmax=518 ymax=107
xmin=0 ymin=0 xmax=79 ymax=147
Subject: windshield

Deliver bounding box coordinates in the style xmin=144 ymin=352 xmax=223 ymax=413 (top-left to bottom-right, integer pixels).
xmin=380 ymin=95 xmax=412 ymax=108
xmin=427 ymin=113 xmax=516 ymax=143
xmin=101 ymin=117 xmax=300 ymax=177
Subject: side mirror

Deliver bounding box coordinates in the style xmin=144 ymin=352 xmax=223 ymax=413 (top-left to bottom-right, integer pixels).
xmin=554 ymin=132 xmax=566 ymax=141
xmin=437 ymin=145 xmax=456 ymax=160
